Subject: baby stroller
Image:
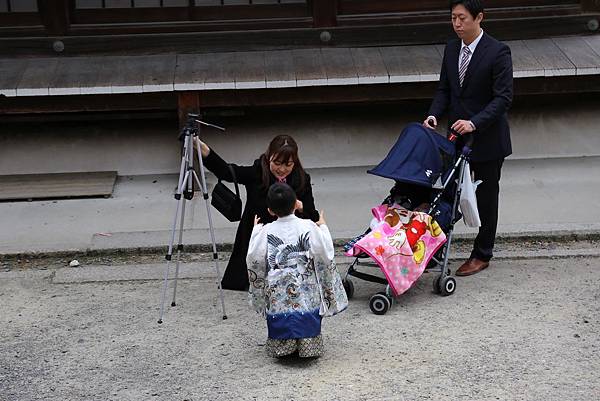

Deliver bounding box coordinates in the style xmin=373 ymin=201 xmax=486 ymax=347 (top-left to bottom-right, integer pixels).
xmin=343 ymin=122 xmax=474 ymax=315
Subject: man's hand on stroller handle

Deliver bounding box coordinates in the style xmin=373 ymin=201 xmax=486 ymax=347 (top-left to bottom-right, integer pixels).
xmin=423 ymin=116 xmax=437 ymax=129
xmin=423 ymin=116 xmax=474 ymax=145
xmin=451 ymin=119 xmax=476 ymax=135
xmin=423 ymin=116 xmax=475 ymax=134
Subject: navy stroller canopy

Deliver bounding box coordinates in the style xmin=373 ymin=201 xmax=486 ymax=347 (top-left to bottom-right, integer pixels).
xmin=368 ymin=123 xmax=456 ymax=188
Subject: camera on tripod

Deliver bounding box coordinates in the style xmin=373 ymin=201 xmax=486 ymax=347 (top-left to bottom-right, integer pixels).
xmin=177 ymin=114 xmax=200 ymax=200
xmin=177 ymin=114 xmax=225 ymax=200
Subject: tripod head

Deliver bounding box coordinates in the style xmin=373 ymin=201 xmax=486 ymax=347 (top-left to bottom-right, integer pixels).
xmin=178 ymin=115 xmax=198 ymax=142
xmin=192 ymin=113 xmax=226 ymax=132
xmin=179 ymin=113 xmax=225 ymax=141
xmin=177 ymin=113 xmax=226 ymax=200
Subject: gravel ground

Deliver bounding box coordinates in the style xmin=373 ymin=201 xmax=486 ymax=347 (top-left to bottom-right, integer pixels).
xmin=0 ymin=249 xmax=599 ymax=401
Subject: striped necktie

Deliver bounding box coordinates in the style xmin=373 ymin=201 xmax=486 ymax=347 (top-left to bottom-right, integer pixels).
xmin=458 ymin=46 xmax=472 ymax=87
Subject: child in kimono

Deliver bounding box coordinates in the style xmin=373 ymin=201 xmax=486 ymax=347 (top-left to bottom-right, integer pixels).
xmin=246 ymin=182 xmax=348 ymax=358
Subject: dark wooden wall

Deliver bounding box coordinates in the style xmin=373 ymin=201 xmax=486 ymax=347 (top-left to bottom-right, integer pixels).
xmin=0 ymin=0 xmax=599 ymax=56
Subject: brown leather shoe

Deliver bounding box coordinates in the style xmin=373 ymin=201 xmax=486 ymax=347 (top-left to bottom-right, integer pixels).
xmin=456 ymin=258 xmax=489 ymax=276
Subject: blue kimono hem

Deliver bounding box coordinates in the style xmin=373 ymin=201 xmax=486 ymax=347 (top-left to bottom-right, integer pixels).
xmin=267 ymin=309 xmax=322 ymax=339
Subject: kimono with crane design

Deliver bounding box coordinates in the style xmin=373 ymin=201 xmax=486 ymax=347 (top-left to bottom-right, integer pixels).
xmin=246 ymin=214 xmax=348 ymax=356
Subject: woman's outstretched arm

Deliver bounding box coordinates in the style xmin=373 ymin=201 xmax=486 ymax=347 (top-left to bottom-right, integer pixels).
xmin=195 ymin=138 xmax=256 ymax=185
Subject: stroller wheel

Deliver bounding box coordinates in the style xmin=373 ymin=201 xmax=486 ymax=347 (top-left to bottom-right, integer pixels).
xmin=379 ymin=290 xmax=395 ymax=306
xmin=369 ymin=293 xmax=391 ymax=315
xmin=437 ymin=276 xmax=456 ymax=296
xmin=342 ymin=278 xmax=355 ymax=299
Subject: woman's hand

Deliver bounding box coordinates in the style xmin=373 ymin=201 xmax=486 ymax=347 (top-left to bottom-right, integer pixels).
xmin=316 ymin=210 xmax=326 ymax=226
xmin=253 ymin=215 xmax=262 ymax=226
xmin=194 ymin=137 xmax=211 ymax=158
xmin=295 ymin=199 xmax=304 ymax=213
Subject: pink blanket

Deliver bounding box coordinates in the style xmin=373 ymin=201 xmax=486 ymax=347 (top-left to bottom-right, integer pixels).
xmin=346 ymin=205 xmax=446 ymax=297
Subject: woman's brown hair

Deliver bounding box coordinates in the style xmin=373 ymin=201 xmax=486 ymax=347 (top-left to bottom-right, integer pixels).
xmin=260 ymin=135 xmax=306 ymax=192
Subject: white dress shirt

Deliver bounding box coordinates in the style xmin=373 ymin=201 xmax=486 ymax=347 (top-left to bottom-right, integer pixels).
xmin=458 ymin=28 xmax=484 ymax=72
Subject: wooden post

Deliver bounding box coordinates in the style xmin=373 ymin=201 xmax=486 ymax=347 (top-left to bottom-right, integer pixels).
xmin=37 ymin=0 xmax=70 ymax=36
xmin=311 ymin=0 xmax=338 ymax=28
xmin=178 ymin=91 xmax=200 ymax=130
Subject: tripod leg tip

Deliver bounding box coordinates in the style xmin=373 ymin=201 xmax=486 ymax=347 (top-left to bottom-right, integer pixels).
xmin=222 ymin=315 xmax=228 ymax=320
xmin=157 ymin=319 xmax=163 ymax=324
xmin=171 ymin=302 xmax=176 ymax=307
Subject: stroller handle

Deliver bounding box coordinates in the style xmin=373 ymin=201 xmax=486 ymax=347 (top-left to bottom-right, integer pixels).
xmin=460 ymin=132 xmax=474 ymax=156
xmin=424 ymin=119 xmax=473 ymax=156
xmin=446 ymin=127 xmax=474 ymax=156
xmin=447 ymin=127 xmax=459 ymax=142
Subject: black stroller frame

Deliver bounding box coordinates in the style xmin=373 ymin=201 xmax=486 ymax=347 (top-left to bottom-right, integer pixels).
xmin=343 ymin=136 xmax=473 ymax=315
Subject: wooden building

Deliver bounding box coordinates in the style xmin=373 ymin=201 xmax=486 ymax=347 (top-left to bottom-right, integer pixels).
xmin=1 ymin=0 xmax=600 ymax=193
xmin=1 ymin=0 xmax=600 ymax=121
xmin=0 ymin=0 xmax=599 ymax=243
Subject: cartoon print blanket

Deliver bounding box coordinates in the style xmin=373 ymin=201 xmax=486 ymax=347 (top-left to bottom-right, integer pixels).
xmin=345 ymin=204 xmax=446 ymax=296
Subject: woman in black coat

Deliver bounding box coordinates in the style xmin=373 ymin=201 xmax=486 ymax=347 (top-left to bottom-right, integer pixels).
xmin=195 ymin=135 xmax=320 ymax=291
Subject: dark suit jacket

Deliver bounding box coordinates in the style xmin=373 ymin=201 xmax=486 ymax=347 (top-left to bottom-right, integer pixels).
xmin=428 ymin=32 xmax=513 ymax=162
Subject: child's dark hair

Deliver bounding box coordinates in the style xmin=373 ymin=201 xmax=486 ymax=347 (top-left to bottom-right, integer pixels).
xmin=450 ymin=0 xmax=484 ymax=18
xmin=267 ymin=182 xmax=297 ymax=217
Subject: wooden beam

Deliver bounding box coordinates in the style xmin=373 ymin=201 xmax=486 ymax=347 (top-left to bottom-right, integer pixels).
xmin=178 ymin=75 xmax=600 ymax=108
xmin=37 ymin=0 xmax=70 ymax=36
xmin=514 ymin=74 xmax=600 ymax=94
xmin=0 ymin=92 xmax=177 ymax=114
xmin=338 ymin=0 xmax=579 ymax=14
xmin=582 ymin=0 xmax=600 ymax=11
xmin=3 ymin=13 xmax=598 ymax=57
xmin=2 ymin=75 xmax=600 ymax=115
xmin=69 ymin=4 xmax=309 ymax=24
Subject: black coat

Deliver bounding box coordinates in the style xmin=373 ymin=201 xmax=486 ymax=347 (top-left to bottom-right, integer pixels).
xmin=204 ymin=149 xmax=319 ymax=290
xmin=429 ymin=32 xmax=513 ymax=162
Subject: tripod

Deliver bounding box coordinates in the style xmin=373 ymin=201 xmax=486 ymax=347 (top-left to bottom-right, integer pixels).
xmin=158 ymin=114 xmax=227 ymax=323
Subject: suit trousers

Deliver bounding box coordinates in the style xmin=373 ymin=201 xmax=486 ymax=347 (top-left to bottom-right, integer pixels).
xmin=470 ymin=158 xmax=504 ymax=262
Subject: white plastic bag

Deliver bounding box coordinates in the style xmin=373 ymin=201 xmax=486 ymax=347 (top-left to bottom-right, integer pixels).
xmin=459 ymin=162 xmax=481 ymax=227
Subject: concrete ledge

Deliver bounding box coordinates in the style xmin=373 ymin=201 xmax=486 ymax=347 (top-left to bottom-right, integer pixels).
xmin=1 ymin=155 xmax=600 ymax=257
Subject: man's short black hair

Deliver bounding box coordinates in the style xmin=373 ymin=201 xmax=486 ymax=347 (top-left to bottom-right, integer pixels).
xmin=267 ymin=182 xmax=297 ymax=217
xmin=450 ymin=0 xmax=484 ymax=18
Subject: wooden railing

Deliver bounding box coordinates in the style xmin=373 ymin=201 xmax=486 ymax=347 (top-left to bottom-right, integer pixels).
xmin=338 ymin=0 xmax=580 ymax=15
xmin=70 ymin=0 xmax=310 ymax=24
xmin=0 ymin=0 xmax=41 ymax=26
xmin=2 ymin=0 xmax=598 ymax=33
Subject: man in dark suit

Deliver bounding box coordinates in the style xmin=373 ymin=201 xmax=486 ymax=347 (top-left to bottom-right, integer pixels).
xmin=424 ymin=0 xmax=513 ymax=276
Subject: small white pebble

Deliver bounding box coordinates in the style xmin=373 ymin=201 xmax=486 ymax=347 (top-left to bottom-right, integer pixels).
xmin=69 ymin=260 xmax=80 ymax=267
